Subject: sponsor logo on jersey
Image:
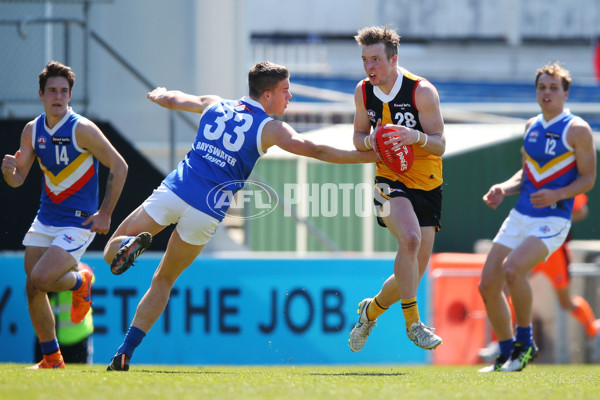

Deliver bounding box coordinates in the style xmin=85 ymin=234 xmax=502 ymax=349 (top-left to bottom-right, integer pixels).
xmin=528 ymin=130 xmax=539 ymax=142
xmin=38 ymin=136 xmax=47 ymax=149
xmin=52 ymin=137 xmax=71 ymax=145
xmin=393 ymin=103 xmax=412 ymax=108
xmin=545 ymin=131 xmax=560 ymax=140
xmin=75 ymin=210 xmax=90 ymax=218
xmin=367 ymin=109 xmax=376 ymax=121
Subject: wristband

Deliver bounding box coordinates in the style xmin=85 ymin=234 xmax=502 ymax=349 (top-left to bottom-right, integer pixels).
xmin=364 ymin=135 xmax=373 ymax=150
xmin=415 ymin=129 xmax=421 ymax=145
xmin=419 ymin=133 xmax=428 ymax=147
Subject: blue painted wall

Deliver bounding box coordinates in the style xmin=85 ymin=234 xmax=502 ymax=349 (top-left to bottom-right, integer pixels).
xmin=0 ymin=254 xmax=430 ymax=365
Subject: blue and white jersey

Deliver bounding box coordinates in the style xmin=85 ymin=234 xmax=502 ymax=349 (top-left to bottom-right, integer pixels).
xmin=515 ymin=110 xmax=578 ymax=219
xmin=33 ymin=109 xmax=99 ymax=228
xmin=163 ymin=97 xmax=272 ymax=220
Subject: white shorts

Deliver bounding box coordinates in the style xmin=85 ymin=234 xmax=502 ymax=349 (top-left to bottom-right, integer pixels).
xmin=22 ymin=217 xmax=96 ymax=263
xmin=142 ymin=183 xmax=220 ymax=246
xmin=493 ymin=209 xmax=571 ymax=260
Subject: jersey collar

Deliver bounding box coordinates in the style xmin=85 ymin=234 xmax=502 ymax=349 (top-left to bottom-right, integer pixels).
xmin=44 ymin=108 xmax=74 ymax=135
xmin=240 ymin=96 xmax=265 ymax=112
xmin=372 ymin=67 xmax=404 ymax=103
xmin=539 ymin=109 xmax=570 ymax=128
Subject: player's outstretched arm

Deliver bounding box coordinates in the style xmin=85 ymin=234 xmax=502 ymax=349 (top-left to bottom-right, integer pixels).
xmin=147 ymin=87 xmax=221 ymax=114
xmin=1 ymin=122 xmax=36 ymax=188
xmin=263 ymin=119 xmax=379 ymax=164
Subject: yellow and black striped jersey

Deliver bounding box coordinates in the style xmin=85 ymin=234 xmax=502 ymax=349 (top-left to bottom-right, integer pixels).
xmin=362 ymin=67 xmax=443 ymax=190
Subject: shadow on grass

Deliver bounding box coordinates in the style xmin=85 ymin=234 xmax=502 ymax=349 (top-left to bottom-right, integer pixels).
xmin=131 ymin=369 xmax=223 ymax=374
xmin=308 ymin=372 xmax=406 ymax=376
xmin=118 ymin=369 xmax=407 ymax=377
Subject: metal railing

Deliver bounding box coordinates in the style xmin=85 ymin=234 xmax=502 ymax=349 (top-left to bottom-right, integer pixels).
xmin=8 ymin=15 xmax=199 ymax=170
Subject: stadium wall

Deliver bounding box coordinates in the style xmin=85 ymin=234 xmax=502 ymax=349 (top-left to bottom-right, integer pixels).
xmin=0 ymin=253 xmax=430 ymax=365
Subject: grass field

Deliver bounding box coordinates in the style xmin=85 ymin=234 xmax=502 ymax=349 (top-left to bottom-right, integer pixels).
xmin=1 ymin=363 xmax=599 ymax=400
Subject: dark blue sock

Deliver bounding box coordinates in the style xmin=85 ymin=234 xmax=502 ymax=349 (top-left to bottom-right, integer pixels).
xmin=70 ymin=272 xmax=82 ymax=291
xmin=515 ymin=324 xmax=533 ymax=347
xmin=116 ymin=325 xmax=146 ymax=358
xmin=498 ymin=338 xmax=514 ymax=358
xmin=40 ymin=338 xmax=60 ymax=355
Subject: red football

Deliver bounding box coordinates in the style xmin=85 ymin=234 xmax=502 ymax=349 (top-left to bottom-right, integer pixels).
xmin=372 ymin=125 xmax=414 ymax=174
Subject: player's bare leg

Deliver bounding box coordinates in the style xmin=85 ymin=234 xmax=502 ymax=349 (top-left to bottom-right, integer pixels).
xmin=104 ymin=206 xmax=163 ymax=263
xmin=104 ymin=206 xmax=163 ymax=274
xmin=132 ymin=230 xmax=204 ymax=331
xmin=108 ymin=229 xmax=204 ymax=371
xmin=381 ymin=197 xmax=441 ymax=350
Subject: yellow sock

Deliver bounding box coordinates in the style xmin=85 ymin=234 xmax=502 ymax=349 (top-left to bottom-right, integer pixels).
xmin=366 ymin=295 xmax=388 ymax=321
xmin=401 ymin=297 xmax=420 ymax=330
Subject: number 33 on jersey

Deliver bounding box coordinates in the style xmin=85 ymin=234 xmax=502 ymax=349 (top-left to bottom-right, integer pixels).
xmin=163 ymin=97 xmax=273 ymax=220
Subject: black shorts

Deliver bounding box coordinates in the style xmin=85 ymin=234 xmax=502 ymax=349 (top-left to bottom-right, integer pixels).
xmin=373 ymin=176 xmax=443 ymax=230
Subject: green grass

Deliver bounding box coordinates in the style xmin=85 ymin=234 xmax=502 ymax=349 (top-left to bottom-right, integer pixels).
xmin=1 ymin=364 xmax=599 ymax=400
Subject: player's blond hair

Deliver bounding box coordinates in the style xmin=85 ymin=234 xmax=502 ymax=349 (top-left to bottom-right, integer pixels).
xmin=355 ymin=26 xmax=401 ymax=60
xmin=535 ymin=62 xmax=572 ymax=91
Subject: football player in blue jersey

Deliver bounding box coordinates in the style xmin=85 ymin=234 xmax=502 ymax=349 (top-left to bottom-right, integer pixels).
xmin=1 ymin=61 xmax=128 ymax=369
xmin=478 ymin=63 xmax=596 ymax=372
xmin=104 ymin=61 xmax=379 ymax=371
